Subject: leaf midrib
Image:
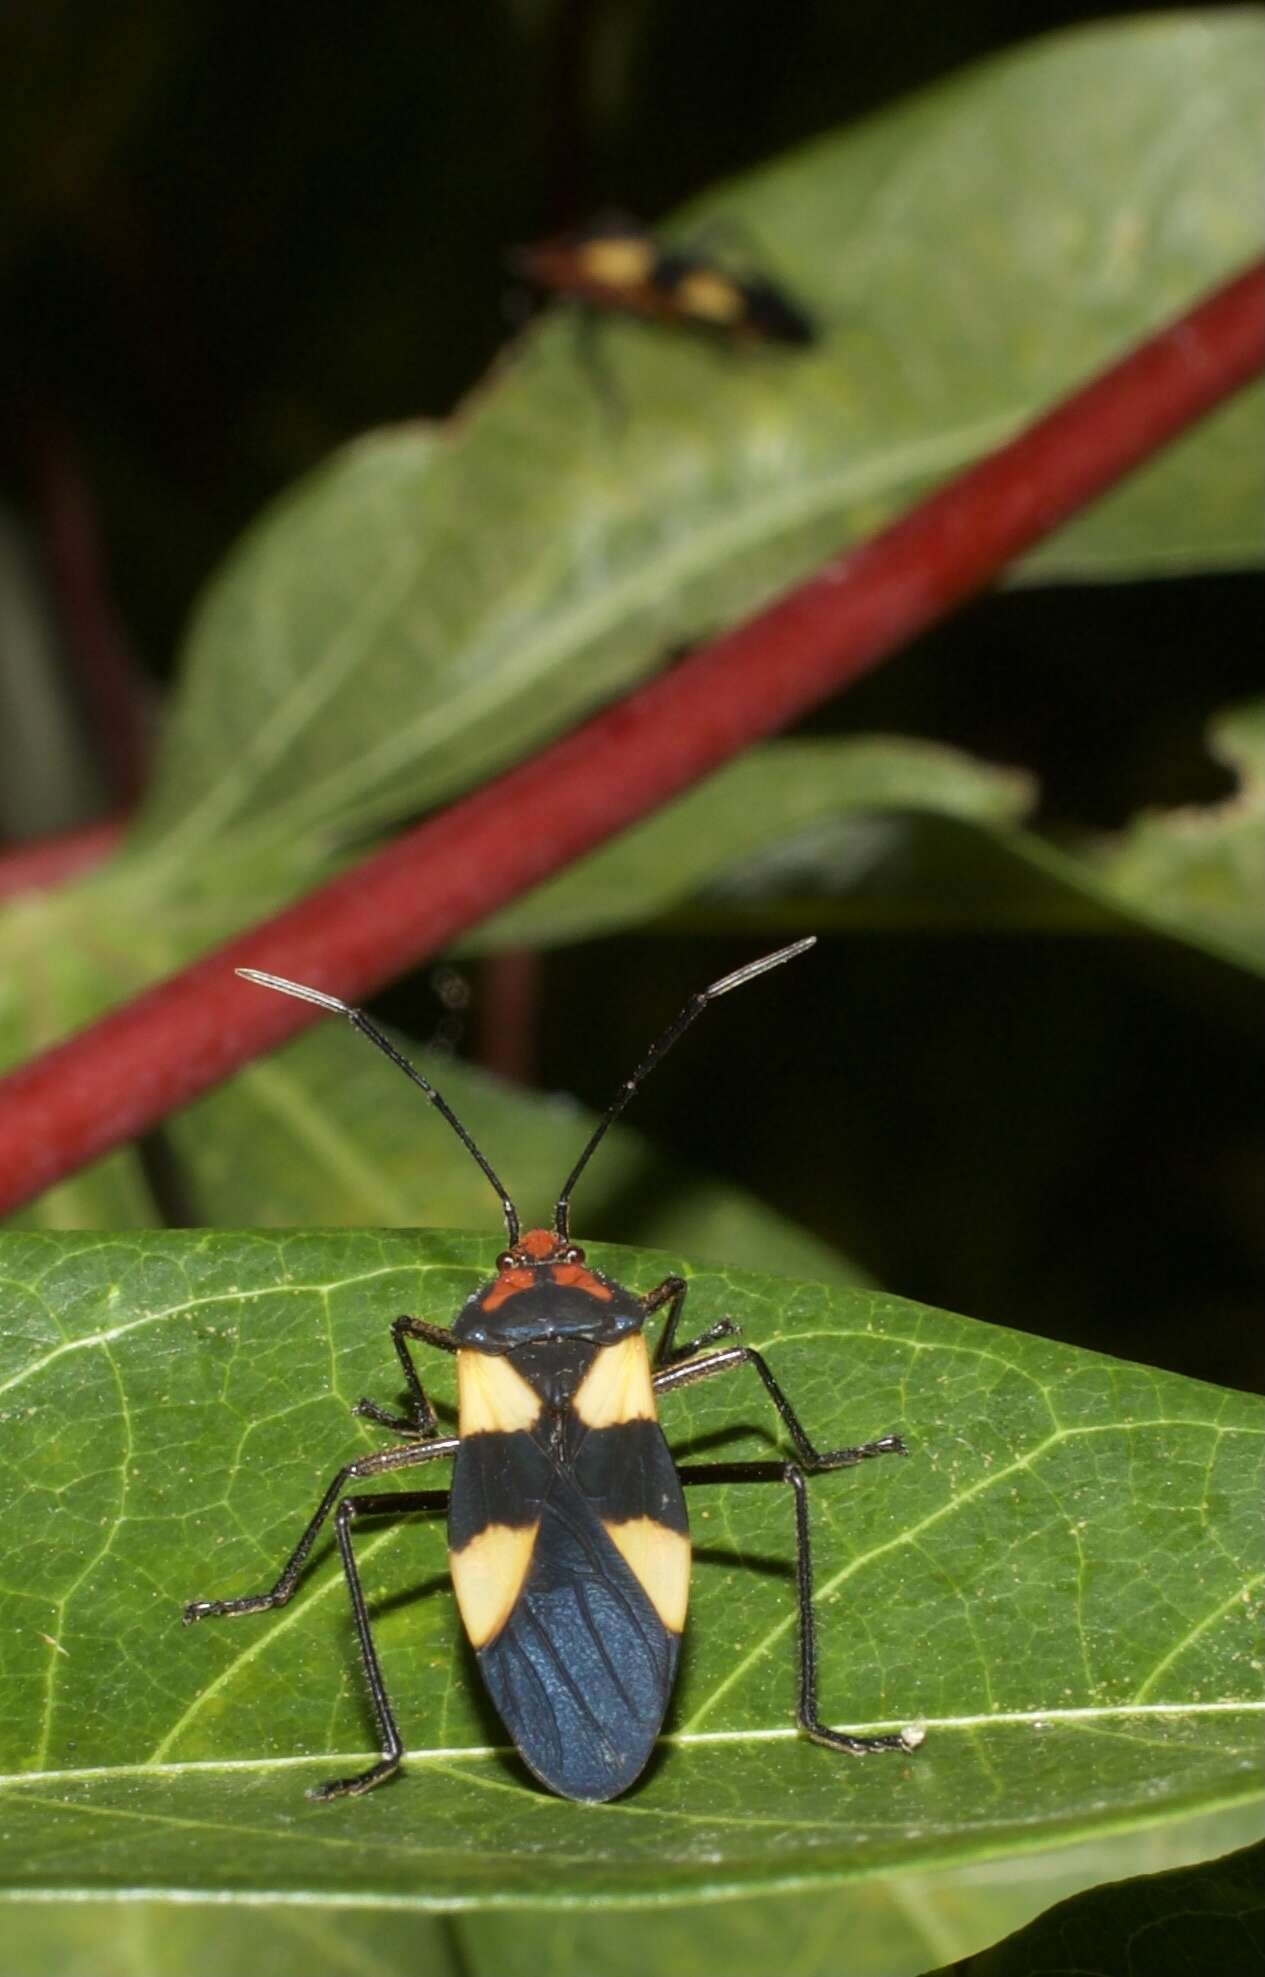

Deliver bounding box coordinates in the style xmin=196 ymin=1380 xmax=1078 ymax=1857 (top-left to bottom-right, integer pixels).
xmin=4 ymin=1695 xmax=1262 ymax=1787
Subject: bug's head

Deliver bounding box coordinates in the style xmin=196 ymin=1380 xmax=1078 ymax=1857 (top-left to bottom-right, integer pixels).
xmin=496 ymin=1228 xmax=585 ymax=1272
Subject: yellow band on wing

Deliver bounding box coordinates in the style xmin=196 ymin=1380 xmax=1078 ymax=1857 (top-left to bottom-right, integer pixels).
xmin=450 ymin=1522 xmax=540 ymax=1648
xmin=603 ymin=1517 xmax=691 ymax=1633
xmin=457 ymin=1349 xmax=542 ymax=1436
xmin=572 ymin=1334 xmax=656 ymax=1428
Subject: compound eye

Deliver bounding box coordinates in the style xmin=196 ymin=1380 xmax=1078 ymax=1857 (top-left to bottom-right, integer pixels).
xmin=495 ymin=1250 xmax=515 ymax=1271
xmin=562 ymin=1245 xmax=585 ymax=1264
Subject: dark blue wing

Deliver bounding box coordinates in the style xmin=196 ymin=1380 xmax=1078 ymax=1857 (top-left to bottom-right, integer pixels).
xmin=475 ymin=1474 xmax=680 ymax=1802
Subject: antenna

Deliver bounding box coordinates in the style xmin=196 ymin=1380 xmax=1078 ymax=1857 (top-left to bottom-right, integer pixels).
xmin=236 ymin=969 xmax=520 ymax=1245
xmin=553 ymin=937 xmax=816 ymax=1239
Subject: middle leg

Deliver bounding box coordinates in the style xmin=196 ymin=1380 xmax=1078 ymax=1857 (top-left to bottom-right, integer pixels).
xmin=655 ymin=1342 xmax=906 ymax=1470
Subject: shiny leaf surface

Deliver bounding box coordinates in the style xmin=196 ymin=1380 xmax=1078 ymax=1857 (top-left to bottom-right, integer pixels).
xmin=1 ymin=1232 xmax=1259 ymax=1912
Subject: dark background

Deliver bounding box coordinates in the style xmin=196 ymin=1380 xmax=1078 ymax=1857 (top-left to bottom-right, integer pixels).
xmin=2 ymin=1 xmax=1261 ymax=1389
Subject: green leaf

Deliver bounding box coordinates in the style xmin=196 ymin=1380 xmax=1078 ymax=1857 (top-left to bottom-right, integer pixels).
xmin=463 ymin=737 xmax=1035 ymax=954
xmin=928 ymin=1838 xmax=1265 ymax=1977
xmin=459 ymin=713 xmax=1264 ymax=979
xmin=762 ymin=706 xmax=1265 ymax=976
xmin=1088 ymin=702 xmax=1265 ymax=972
xmin=1 ymin=1231 xmax=1259 ymax=1925
xmin=460 ymin=1814 xmax=1265 ymax=1977
xmin=466 ymin=715 xmax=1265 ymax=977
xmin=131 ymin=13 xmax=1262 ymax=870
xmin=0 ymin=1811 xmax=1260 ymax=1977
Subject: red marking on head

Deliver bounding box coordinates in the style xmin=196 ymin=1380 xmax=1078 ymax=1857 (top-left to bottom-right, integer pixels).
xmin=550 ymin=1263 xmax=613 ymax=1301
xmin=520 ymin=1228 xmax=561 ymax=1259
xmin=480 ymin=1267 xmax=535 ymax=1313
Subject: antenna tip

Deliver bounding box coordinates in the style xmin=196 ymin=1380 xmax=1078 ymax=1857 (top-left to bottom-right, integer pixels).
xmin=235 ymin=968 xmax=351 ymax=1016
xmin=704 ymin=936 xmax=817 ymax=1000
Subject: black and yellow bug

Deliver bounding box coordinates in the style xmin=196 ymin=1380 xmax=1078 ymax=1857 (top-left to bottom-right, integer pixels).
xmin=184 ymin=941 xmax=921 ymax=1802
xmin=514 ymin=214 xmax=817 ymax=348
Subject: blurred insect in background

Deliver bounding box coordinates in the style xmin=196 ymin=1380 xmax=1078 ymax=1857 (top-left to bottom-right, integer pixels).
xmin=513 ymin=212 xmax=817 ymax=347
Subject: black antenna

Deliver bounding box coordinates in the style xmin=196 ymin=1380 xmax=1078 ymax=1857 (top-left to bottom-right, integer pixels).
xmin=237 ymin=969 xmax=520 ymax=1245
xmin=554 ymin=937 xmax=817 ymax=1239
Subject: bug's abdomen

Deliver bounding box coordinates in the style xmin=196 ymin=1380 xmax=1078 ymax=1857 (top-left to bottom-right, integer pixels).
xmin=475 ymin=1476 xmax=682 ymax=1801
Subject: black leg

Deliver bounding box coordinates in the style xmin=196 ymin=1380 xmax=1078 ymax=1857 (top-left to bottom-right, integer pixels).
xmin=182 ymin=1436 xmax=458 ymax=1623
xmin=677 ymin=1458 xmax=921 ymax=1757
xmin=655 ymin=1343 xmax=907 ymax=1471
xmin=353 ymin=1316 xmax=458 ymax=1437
xmin=644 ymin=1276 xmax=739 ymax=1370
xmin=310 ymin=1487 xmax=451 ymax=1802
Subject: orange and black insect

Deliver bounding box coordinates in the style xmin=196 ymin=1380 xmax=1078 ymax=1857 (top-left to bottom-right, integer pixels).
xmin=184 ymin=941 xmax=920 ymax=1802
xmin=514 ymin=214 xmax=817 ymax=348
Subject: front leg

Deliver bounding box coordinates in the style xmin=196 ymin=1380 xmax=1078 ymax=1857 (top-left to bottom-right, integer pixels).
xmin=644 ymin=1275 xmax=739 ymax=1370
xmin=354 ymin=1315 xmax=458 ymax=1437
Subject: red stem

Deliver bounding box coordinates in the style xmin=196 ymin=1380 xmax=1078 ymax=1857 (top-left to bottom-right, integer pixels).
xmin=0 ymin=262 xmax=1261 ymax=1215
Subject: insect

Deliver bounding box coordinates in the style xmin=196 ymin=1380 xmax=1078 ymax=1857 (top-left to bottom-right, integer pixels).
xmin=184 ymin=940 xmax=921 ymax=1802
xmin=513 ymin=213 xmax=816 ymax=347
